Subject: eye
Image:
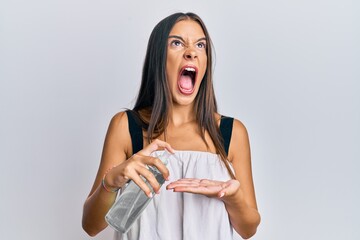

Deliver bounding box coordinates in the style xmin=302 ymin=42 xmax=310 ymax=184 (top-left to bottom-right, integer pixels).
xmin=171 ymin=40 xmax=183 ymax=47
xmin=196 ymin=42 xmax=206 ymax=49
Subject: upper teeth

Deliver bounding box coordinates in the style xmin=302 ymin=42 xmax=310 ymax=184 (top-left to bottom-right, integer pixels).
xmin=185 ymin=67 xmax=196 ymax=72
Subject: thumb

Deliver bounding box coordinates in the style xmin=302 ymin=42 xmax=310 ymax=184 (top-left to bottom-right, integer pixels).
xmin=218 ymin=180 xmax=240 ymax=198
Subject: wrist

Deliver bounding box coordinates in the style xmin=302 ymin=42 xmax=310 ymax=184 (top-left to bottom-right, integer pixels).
xmin=222 ymin=187 xmax=247 ymax=208
xmin=102 ymin=167 xmax=120 ymax=193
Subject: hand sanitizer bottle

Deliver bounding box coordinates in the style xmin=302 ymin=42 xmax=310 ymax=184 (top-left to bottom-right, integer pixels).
xmin=105 ymin=150 xmax=171 ymax=233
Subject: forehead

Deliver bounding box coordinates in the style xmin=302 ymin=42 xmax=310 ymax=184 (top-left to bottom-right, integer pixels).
xmin=169 ymin=20 xmax=206 ymax=39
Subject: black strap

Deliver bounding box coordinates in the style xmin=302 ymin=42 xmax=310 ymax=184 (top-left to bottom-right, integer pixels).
xmin=126 ymin=110 xmax=143 ymax=154
xmin=126 ymin=110 xmax=233 ymax=155
xmin=219 ymin=116 xmax=234 ymax=155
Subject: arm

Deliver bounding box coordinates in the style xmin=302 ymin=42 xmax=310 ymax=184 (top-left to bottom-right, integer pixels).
xmin=82 ymin=112 xmax=130 ymax=236
xmin=223 ymin=119 xmax=261 ymax=238
xmin=82 ymin=112 xmax=174 ymax=236
xmin=166 ymin=119 xmax=260 ymax=239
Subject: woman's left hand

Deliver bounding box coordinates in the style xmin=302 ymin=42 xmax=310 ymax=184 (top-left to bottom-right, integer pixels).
xmin=166 ymin=178 xmax=241 ymax=199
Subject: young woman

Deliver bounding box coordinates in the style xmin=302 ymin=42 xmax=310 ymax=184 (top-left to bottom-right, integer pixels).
xmin=82 ymin=12 xmax=260 ymax=240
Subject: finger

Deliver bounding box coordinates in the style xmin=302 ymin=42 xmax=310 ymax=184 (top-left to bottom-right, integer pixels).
xmin=166 ymin=178 xmax=212 ymax=189
xmin=149 ymin=156 xmax=170 ymax=180
xmin=140 ymin=139 xmax=175 ymax=155
xmin=169 ymin=178 xmax=201 ymax=183
xmin=166 ymin=181 xmax=200 ymax=190
xmin=137 ymin=155 xmax=170 ymax=181
xmin=169 ymin=179 xmax=223 ymax=195
xmin=136 ymin=166 xmax=162 ymax=194
xmin=170 ymin=178 xmax=223 ymax=184
xmin=218 ymin=186 xmax=231 ymax=198
xmin=166 ymin=179 xmax=198 ymax=189
xmin=168 ymin=179 xmax=223 ymax=188
xmin=171 ymin=185 xmax=222 ymax=197
xmin=168 ymin=185 xmax=202 ymax=193
xmin=125 ymin=155 xmax=165 ymax=194
xmin=129 ymin=171 xmax=154 ymax=198
xmin=199 ymin=179 xmax=224 ymax=186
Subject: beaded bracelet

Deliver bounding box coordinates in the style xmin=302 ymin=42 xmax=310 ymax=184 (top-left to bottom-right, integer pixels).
xmin=102 ymin=166 xmax=120 ymax=193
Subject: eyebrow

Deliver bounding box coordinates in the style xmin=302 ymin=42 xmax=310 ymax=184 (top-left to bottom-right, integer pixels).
xmin=168 ymin=35 xmax=207 ymax=42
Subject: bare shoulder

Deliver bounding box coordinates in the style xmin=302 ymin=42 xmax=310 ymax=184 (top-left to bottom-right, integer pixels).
xmin=106 ymin=111 xmax=130 ymax=143
xmin=109 ymin=111 xmax=128 ymax=129
xmin=232 ymin=118 xmax=249 ymax=142
xmin=104 ymin=111 xmax=132 ymax=159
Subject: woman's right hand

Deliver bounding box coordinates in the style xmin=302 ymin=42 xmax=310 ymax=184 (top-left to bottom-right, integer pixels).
xmin=104 ymin=139 xmax=175 ymax=197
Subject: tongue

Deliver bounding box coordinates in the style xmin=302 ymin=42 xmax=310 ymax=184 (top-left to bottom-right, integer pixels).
xmin=179 ymin=75 xmax=193 ymax=90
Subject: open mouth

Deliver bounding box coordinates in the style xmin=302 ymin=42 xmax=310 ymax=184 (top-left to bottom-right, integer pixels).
xmin=178 ymin=66 xmax=197 ymax=95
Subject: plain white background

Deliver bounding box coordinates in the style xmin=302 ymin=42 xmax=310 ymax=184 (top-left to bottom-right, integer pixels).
xmin=1 ymin=0 xmax=359 ymax=239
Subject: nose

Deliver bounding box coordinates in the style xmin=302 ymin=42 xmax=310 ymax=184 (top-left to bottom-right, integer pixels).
xmin=184 ymin=48 xmax=197 ymax=60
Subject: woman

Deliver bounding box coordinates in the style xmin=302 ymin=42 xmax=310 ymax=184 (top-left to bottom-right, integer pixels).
xmin=82 ymin=12 xmax=260 ymax=239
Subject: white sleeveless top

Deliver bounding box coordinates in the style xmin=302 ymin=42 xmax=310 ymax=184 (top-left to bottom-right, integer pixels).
xmin=113 ymin=150 xmax=234 ymax=240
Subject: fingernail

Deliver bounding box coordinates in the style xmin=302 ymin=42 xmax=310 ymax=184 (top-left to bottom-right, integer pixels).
xmin=148 ymin=192 xmax=153 ymax=198
xmin=219 ymin=192 xmax=225 ymax=198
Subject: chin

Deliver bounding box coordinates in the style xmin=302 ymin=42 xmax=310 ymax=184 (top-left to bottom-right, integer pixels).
xmin=172 ymin=94 xmax=197 ymax=106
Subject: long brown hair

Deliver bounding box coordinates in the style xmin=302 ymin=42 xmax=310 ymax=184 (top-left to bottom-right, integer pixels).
xmin=133 ymin=12 xmax=235 ymax=179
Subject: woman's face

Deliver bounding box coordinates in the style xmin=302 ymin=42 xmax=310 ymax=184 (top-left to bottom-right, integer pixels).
xmin=166 ymin=19 xmax=208 ymax=107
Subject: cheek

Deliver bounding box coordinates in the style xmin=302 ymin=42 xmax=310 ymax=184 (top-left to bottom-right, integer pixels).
xmin=198 ymin=57 xmax=208 ymax=82
xmin=166 ymin=53 xmax=181 ymax=80
xmin=166 ymin=61 xmax=178 ymax=87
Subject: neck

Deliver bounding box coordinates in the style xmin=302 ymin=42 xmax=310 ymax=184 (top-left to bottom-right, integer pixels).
xmin=168 ymin=103 xmax=196 ymax=127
